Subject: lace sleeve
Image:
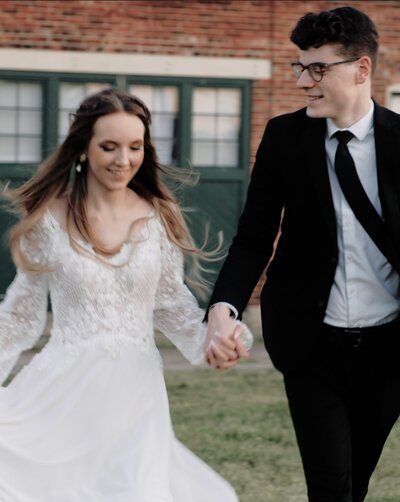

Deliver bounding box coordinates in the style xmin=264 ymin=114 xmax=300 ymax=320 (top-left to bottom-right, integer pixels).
xmin=153 ymin=225 xmax=206 ymax=366
xmin=0 ymin=221 xmax=50 ymax=385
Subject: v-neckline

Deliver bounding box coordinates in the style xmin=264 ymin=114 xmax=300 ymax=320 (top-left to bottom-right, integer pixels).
xmin=45 ymin=208 xmax=155 ymax=262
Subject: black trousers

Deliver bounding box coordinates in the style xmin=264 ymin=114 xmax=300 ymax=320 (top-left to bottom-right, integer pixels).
xmin=283 ymin=319 xmax=400 ymax=502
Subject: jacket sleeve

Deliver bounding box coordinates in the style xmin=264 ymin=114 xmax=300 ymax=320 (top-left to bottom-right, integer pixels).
xmin=207 ymin=117 xmax=285 ymax=317
xmin=0 ymin=225 xmax=50 ymax=385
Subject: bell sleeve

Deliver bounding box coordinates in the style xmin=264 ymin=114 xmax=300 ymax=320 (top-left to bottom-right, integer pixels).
xmin=153 ymin=225 xmax=207 ymax=366
xmin=0 ymin=225 xmax=50 ymax=385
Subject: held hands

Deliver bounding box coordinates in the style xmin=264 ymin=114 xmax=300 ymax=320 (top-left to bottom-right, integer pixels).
xmin=205 ymin=305 xmax=253 ymax=369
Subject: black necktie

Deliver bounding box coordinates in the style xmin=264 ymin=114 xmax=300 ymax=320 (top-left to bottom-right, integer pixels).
xmin=333 ymin=130 xmax=380 ymax=225
xmin=333 ymin=130 xmax=400 ymax=273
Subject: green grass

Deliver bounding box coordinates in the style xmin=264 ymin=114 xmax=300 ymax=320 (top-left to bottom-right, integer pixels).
xmin=165 ymin=367 xmax=400 ymax=502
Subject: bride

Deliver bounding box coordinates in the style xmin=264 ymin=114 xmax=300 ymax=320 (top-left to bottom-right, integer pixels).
xmin=0 ymin=88 xmax=251 ymax=501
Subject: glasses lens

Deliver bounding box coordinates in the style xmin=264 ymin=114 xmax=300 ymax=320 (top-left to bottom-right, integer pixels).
xmin=291 ymin=63 xmax=303 ymax=79
xmin=308 ymin=64 xmax=324 ymax=82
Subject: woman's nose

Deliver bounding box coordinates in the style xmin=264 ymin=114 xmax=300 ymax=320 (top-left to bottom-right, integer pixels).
xmin=115 ymin=149 xmax=130 ymax=166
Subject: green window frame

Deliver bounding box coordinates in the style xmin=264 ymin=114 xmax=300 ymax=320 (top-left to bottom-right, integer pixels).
xmin=0 ymin=70 xmax=251 ymax=300
xmin=0 ymin=71 xmax=250 ymax=179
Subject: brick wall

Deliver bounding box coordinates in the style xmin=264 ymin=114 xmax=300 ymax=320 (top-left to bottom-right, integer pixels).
xmin=0 ymin=0 xmax=272 ymax=162
xmin=2 ymin=0 xmax=399 ymax=165
xmin=1 ymin=0 xmax=400 ymax=304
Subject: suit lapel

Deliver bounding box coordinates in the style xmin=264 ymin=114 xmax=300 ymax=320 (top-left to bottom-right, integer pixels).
xmin=296 ymin=105 xmax=400 ymax=257
xmin=301 ymin=116 xmax=338 ymax=250
xmin=374 ymin=103 xmax=400 ymax=253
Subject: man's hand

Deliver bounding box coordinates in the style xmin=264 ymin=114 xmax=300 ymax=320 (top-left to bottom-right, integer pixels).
xmin=205 ymin=304 xmax=250 ymax=369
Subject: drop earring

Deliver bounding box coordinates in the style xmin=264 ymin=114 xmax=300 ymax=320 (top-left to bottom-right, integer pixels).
xmin=76 ymin=153 xmax=87 ymax=173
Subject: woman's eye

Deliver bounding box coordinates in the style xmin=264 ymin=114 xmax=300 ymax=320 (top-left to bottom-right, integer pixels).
xmin=130 ymin=146 xmax=142 ymax=151
xmin=100 ymin=145 xmax=114 ymax=152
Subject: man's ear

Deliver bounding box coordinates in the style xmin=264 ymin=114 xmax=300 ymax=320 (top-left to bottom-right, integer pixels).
xmin=356 ymin=55 xmax=372 ymax=84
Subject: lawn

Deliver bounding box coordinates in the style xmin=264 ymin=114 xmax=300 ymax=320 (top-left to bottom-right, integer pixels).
xmin=165 ymin=365 xmax=400 ymax=502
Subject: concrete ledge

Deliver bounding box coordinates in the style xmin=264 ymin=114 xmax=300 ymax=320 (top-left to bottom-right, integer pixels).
xmin=0 ymin=48 xmax=271 ymax=80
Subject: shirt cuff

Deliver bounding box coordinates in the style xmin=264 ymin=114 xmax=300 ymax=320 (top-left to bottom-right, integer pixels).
xmin=209 ymin=302 xmax=239 ymax=320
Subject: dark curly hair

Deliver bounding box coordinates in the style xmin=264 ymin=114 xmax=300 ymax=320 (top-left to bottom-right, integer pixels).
xmin=290 ymin=6 xmax=379 ymax=73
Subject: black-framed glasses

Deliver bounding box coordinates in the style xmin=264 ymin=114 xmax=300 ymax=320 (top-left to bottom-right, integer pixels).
xmin=291 ymin=58 xmax=360 ymax=82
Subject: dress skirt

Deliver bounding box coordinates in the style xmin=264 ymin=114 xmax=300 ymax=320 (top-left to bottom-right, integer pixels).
xmin=0 ymin=342 xmax=238 ymax=502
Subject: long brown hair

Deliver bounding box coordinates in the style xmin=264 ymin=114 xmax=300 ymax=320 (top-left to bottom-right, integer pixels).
xmin=4 ymin=88 xmax=215 ymax=293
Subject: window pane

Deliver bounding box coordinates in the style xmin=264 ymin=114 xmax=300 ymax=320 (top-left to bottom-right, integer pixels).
xmin=131 ymin=86 xmax=153 ymax=107
xmin=19 ymin=83 xmax=42 ymax=108
xmin=59 ymin=83 xmax=109 ymax=110
xmin=0 ymin=81 xmax=17 ymax=107
xmin=0 ymin=109 xmax=17 ymax=134
xmin=0 ymin=137 xmax=16 ymax=161
xmin=59 ymin=84 xmax=86 ymax=109
xmin=59 ymin=110 xmax=71 ymax=138
xmin=154 ymin=87 xmax=177 ymax=113
xmin=192 ymin=115 xmax=216 ymax=140
xmin=58 ymin=82 xmax=110 ymax=143
xmin=217 ymin=89 xmax=241 ymax=114
xmin=191 ymin=141 xmax=215 ymax=167
xmin=192 ymin=87 xmax=241 ymax=167
xmin=152 ymin=113 xmax=176 ymax=139
xmin=217 ymin=141 xmax=238 ymax=167
xmin=17 ymin=136 xmax=41 ymax=162
xmin=0 ymin=80 xmax=42 ymax=163
xmin=130 ymin=85 xmax=178 ymax=165
xmin=132 ymin=85 xmax=178 ymax=113
xmin=19 ymin=109 xmax=41 ymax=134
xmin=193 ymin=88 xmax=217 ymax=114
xmin=155 ymin=139 xmax=175 ymax=165
xmin=217 ymin=116 xmax=240 ymax=140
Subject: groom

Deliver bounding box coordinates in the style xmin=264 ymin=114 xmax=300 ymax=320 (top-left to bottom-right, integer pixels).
xmin=205 ymin=6 xmax=400 ymax=502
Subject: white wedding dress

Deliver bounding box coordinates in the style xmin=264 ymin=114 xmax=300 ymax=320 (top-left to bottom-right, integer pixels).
xmin=0 ymin=211 xmax=239 ymax=502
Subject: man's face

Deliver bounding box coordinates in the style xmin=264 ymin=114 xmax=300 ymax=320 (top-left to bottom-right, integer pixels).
xmin=295 ymin=44 xmax=363 ymax=128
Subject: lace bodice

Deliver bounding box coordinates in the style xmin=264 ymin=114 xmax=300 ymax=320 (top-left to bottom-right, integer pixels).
xmin=0 ymin=211 xmax=207 ymax=384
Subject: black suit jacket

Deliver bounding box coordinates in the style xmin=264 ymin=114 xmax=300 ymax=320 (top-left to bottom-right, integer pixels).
xmin=208 ymin=103 xmax=400 ymax=373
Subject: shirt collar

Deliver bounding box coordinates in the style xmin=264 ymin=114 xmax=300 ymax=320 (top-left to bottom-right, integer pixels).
xmin=327 ymin=99 xmax=374 ymax=141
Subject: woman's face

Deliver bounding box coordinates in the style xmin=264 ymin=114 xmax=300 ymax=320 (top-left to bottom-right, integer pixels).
xmin=85 ymin=111 xmax=145 ymax=193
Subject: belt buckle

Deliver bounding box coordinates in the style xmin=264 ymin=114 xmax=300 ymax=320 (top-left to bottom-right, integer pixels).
xmin=343 ymin=328 xmax=362 ymax=348
xmin=352 ymin=334 xmax=363 ymax=348
xmin=345 ymin=328 xmax=363 ymax=349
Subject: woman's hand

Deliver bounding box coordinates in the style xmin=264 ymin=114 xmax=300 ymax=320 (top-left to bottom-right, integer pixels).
xmin=205 ymin=305 xmax=250 ymax=369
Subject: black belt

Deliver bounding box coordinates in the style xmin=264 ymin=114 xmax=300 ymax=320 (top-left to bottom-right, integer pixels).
xmin=322 ymin=317 xmax=399 ymax=348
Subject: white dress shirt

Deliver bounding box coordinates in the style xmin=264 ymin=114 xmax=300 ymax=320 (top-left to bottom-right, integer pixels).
xmin=324 ymin=100 xmax=400 ymax=327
